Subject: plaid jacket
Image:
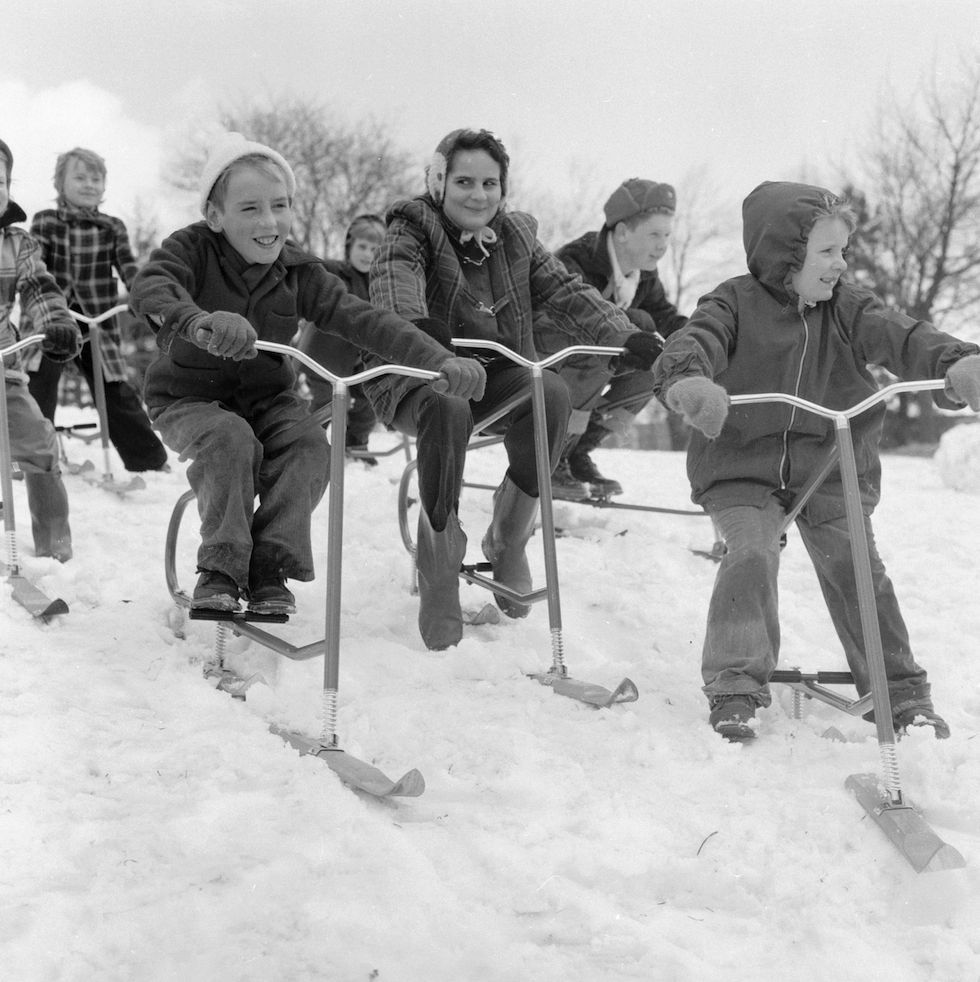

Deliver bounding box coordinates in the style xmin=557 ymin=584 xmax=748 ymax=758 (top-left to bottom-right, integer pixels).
xmin=364 ymin=195 xmax=634 ymax=423
xmin=1 ymin=202 xmax=79 ymax=379
xmin=24 ymin=205 xmax=139 ymax=381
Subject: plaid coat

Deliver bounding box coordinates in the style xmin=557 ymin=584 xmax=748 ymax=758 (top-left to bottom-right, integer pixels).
xmin=364 ymin=195 xmax=634 ymax=424
xmin=24 ymin=205 xmax=139 ymax=381
xmin=1 ymin=202 xmax=79 ymax=379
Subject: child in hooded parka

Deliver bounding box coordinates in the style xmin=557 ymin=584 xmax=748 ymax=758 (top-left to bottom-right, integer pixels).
xmin=652 ymin=180 xmax=980 ymax=741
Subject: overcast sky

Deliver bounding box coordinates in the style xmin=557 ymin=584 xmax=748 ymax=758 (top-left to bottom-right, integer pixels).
xmin=4 ymin=0 xmax=978 ymax=241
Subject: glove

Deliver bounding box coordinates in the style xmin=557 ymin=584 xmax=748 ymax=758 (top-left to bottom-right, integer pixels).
xmin=665 ymin=376 xmax=730 ymax=438
xmin=437 ymin=357 xmax=486 ymax=402
xmin=189 ymin=311 xmax=258 ymax=360
xmin=41 ymin=321 xmax=83 ymax=361
xmin=619 ymin=331 xmax=664 ymax=372
xmin=944 ymin=354 xmax=980 ymax=411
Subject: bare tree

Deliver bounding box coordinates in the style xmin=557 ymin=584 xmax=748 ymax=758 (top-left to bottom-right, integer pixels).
xmin=662 ymin=164 xmax=740 ymax=311
xmin=167 ymin=95 xmax=419 ymax=257
xmin=842 ymin=55 xmax=980 ymax=334
xmin=839 ymin=53 xmax=980 ymax=446
xmin=506 ymin=157 xmax=607 ymax=253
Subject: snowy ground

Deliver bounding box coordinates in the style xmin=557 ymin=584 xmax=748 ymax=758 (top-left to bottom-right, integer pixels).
xmin=2 ymin=409 xmax=980 ymax=982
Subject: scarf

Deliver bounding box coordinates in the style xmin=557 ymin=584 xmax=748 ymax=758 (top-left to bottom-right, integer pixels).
xmin=606 ymin=234 xmax=640 ymax=309
xmin=57 ymin=197 xmax=114 ymax=230
xmin=438 ymin=204 xmax=503 ymax=267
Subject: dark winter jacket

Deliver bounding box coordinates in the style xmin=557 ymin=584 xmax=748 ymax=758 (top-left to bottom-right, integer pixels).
xmin=365 ymin=195 xmax=634 ymax=424
xmin=130 ymin=222 xmax=453 ymax=417
xmin=652 ymin=181 xmax=980 ymax=521
xmin=1 ymin=201 xmax=79 ymax=377
xmin=296 ymin=258 xmax=370 ymax=372
xmin=553 ymin=228 xmax=688 ymax=338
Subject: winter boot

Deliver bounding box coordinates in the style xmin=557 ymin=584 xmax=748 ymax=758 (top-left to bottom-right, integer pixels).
xmin=550 ymin=459 xmax=591 ymax=501
xmin=247 ymin=575 xmax=296 ymax=615
xmin=416 ymin=508 xmax=466 ymax=650
xmin=481 ymin=476 xmax=539 ymax=619
xmin=24 ymin=471 xmax=72 ymax=562
xmin=708 ymin=694 xmax=758 ymax=742
xmin=192 ymin=570 xmax=241 ymax=611
xmin=863 ymin=683 xmax=950 ymax=739
xmin=566 ymin=412 xmax=627 ymax=497
xmin=567 ymin=448 xmax=623 ymax=497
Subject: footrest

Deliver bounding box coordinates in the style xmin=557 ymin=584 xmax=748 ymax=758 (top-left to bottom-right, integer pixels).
xmin=189 ymin=608 xmax=290 ymax=624
xmin=771 ymin=670 xmax=854 ymax=685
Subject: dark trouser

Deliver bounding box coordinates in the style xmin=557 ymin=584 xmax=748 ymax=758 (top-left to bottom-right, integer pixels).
xmin=301 ymin=333 xmax=378 ymax=445
xmin=29 ymin=347 xmax=168 ymax=472
xmin=149 ymin=391 xmax=330 ymax=587
xmin=393 ymin=362 xmax=571 ymax=530
xmin=702 ymin=496 xmax=926 ymax=706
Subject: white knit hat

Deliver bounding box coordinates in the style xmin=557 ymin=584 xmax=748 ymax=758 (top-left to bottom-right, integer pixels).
xmin=198 ymin=131 xmax=297 ymax=215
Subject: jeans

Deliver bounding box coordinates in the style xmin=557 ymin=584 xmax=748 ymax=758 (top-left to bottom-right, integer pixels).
xmin=29 ymin=347 xmax=168 ymax=472
xmin=151 ymin=391 xmax=330 ymax=587
xmin=393 ymin=362 xmax=570 ymax=531
xmin=702 ymin=496 xmax=926 ymax=706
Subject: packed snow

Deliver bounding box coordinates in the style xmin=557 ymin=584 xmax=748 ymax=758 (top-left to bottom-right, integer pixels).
xmin=2 ymin=405 xmax=979 ymax=982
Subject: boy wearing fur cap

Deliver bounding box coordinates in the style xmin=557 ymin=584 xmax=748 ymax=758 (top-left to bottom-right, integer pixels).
xmin=0 ymin=137 xmax=83 ymax=561
xmin=364 ymin=128 xmax=659 ymax=650
xmin=652 ymin=180 xmax=980 ymax=741
xmin=297 ymin=214 xmax=386 ymax=461
xmin=540 ymin=177 xmax=688 ymax=500
xmin=25 ymin=147 xmax=168 ymax=472
xmin=130 ymin=132 xmax=482 ymax=614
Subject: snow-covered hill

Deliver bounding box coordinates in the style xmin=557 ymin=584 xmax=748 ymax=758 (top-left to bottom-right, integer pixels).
xmin=3 ymin=416 xmax=979 ymax=982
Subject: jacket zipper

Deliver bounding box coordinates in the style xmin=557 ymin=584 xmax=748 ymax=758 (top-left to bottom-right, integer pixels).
xmin=777 ymin=308 xmax=811 ymax=491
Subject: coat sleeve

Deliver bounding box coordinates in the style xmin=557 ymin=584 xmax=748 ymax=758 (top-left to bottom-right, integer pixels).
xmin=14 ymin=233 xmax=78 ymax=339
xmin=636 ymin=273 xmax=688 ymax=337
xmin=110 ymin=217 xmax=140 ymax=290
xmin=128 ymin=230 xmax=207 ymax=352
xmin=368 ymin=217 xmax=431 ymax=321
xmin=843 ymin=287 xmax=980 ymax=407
xmin=300 ymin=263 xmax=451 ymax=373
xmin=528 ymin=239 xmax=633 ymax=349
xmin=651 ymin=285 xmax=737 ymax=401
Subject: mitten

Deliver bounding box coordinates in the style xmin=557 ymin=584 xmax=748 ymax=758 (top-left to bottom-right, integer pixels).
xmin=944 ymin=354 xmax=980 ymax=411
xmin=41 ymin=321 xmax=83 ymax=361
xmin=618 ymin=331 xmax=664 ymax=372
xmin=437 ymin=357 xmax=487 ymax=401
xmin=665 ymin=376 xmax=730 ymax=438
xmin=190 ymin=311 xmax=258 ymax=360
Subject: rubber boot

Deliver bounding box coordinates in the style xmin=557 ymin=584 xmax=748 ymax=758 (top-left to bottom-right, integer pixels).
xmin=481 ymin=476 xmax=539 ymax=619
xmin=24 ymin=471 xmax=73 ymax=562
xmin=416 ymin=508 xmax=466 ymax=650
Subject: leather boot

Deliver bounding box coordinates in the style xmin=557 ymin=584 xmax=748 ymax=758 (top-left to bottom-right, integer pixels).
xmin=416 ymin=508 xmax=466 ymax=650
xmin=24 ymin=471 xmax=73 ymax=562
xmin=481 ymin=476 xmax=539 ymax=619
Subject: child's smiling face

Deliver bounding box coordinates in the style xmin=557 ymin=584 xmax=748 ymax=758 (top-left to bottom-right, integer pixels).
xmin=205 ymin=162 xmax=292 ymax=265
xmin=61 ymin=157 xmax=105 ymax=209
xmin=791 ymin=216 xmax=849 ymax=303
xmin=0 ymin=167 xmax=9 ymax=215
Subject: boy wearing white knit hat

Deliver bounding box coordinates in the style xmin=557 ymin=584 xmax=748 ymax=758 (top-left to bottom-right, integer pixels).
xmin=130 ymin=132 xmax=483 ymax=614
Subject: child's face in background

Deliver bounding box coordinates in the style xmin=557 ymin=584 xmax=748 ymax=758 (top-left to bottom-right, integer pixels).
xmin=348 ymin=236 xmax=381 ymax=274
xmin=791 ymin=216 xmax=849 ymax=304
xmin=615 ymin=212 xmax=674 ymax=273
xmin=205 ymin=163 xmax=293 ymax=266
xmin=0 ymin=167 xmax=8 ymax=215
xmin=61 ymin=157 xmax=105 ymax=209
